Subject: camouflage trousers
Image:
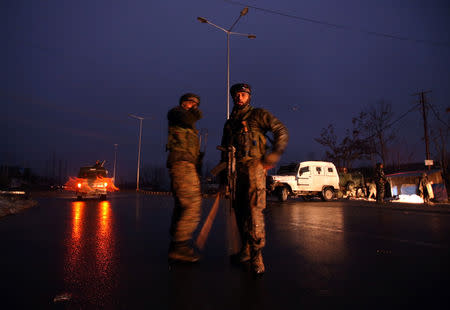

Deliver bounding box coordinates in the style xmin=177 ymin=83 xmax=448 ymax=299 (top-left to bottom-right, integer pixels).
xmin=233 ymin=159 xmax=267 ymax=252
xmin=169 ymin=161 xmax=202 ymax=243
xmin=368 ymin=185 xmax=377 ymax=200
xmin=376 ymin=182 xmax=385 ymax=203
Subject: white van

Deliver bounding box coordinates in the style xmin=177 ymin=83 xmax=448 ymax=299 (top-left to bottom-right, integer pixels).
xmin=267 ymin=161 xmax=340 ymax=201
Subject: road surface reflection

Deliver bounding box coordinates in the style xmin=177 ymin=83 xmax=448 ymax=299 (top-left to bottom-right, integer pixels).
xmin=63 ymin=200 xmax=117 ymax=307
xmin=271 ymin=204 xmax=349 ymax=264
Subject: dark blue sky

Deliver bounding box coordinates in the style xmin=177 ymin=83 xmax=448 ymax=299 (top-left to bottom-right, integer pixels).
xmin=2 ymin=0 xmax=449 ymax=182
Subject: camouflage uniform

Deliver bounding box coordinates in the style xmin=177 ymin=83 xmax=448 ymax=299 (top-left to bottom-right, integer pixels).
xmin=221 ymin=100 xmax=288 ymax=274
xmin=374 ymin=163 xmax=387 ymax=203
xmin=367 ymin=182 xmax=377 ymax=200
xmin=169 ymin=162 xmax=202 ymax=242
xmin=418 ymin=173 xmax=431 ymax=203
xmin=166 ymin=97 xmax=203 ymax=262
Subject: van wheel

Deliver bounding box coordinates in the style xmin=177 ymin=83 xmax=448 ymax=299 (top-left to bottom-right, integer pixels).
xmin=322 ymin=188 xmax=334 ymax=201
xmin=278 ymin=187 xmax=288 ymax=202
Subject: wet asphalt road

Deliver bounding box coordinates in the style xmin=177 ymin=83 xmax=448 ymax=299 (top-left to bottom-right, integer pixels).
xmin=1 ymin=192 xmax=450 ymax=309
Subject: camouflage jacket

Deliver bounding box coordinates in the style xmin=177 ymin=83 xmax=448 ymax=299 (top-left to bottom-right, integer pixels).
xmin=220 ymin=104 xmax=289 ymax=164
xmin=374 ymin=167 xmax=387 ymax=185
xmin=166 ymin=106 xmax=202 ymax=168
xmin=418 ymin=175 xmax=430 ymax=195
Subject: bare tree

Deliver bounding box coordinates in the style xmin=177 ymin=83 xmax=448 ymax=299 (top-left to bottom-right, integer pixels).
xmin=315 ymin=124 xmax=341 ymax=165
xmin=353 ymin=100 xmax=395 ymax=165
xmin=315 ymin=123 xmax=371 ymax=168
xmin=388 ymin=139 xmax=416 ymax=170
xmin=429 ymin=105 xmax=449 ymax=179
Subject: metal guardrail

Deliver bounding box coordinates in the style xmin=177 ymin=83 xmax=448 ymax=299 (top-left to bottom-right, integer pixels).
xmin=138 ymin=190 xmax=172 ymax=196
xmin=0 ymin=190 xmax=26 ymax=196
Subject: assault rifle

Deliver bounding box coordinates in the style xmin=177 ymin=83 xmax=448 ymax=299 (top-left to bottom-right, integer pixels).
xmin=210 ymin=145 xmax=236 ymax=207
xmin=195 ymin=145 xmax=236 ymax=250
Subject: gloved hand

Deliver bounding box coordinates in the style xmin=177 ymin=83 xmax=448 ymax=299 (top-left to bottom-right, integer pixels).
xmin=262 ymin=152 xmax=280 ymax=170
xmin=189 ymin=106 xmax=203 ymax=120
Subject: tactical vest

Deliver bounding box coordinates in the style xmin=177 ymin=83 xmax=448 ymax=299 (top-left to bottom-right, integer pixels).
xmin=167 ymin=126 xmax=200 ymax=160
xmin=230 ymin=107 xmax=267 ymax=162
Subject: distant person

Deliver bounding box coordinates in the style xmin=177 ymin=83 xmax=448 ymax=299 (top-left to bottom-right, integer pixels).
xmin=219 ymin=83 xmax=289 ymax=275
xmin=166 ymin=93 xmax=203 ymax=263
xmin=367 ymin=181 xmax=377 ymax=200
xmin=418 ymin=172 xmax=433 ymax=204
xmin=374 ymin=163 xmax=387 ymax=204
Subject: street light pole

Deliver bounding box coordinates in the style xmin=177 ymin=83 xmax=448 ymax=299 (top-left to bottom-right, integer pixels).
xmin=197 ymin=7 xmax=255 ymax=119
xmin=113 ymin=144 xmax=118 ymax=184
xmin=227 ymin=32 xmax=230 ymax=119
xmin=129 ymin=114 xmax=144 ymax=192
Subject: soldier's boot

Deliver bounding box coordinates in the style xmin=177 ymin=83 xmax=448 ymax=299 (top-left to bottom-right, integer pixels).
xmin=250 ymin=249 xmax=265 ymax=276
xmin=168 ymin=240 xmax=200 ymax=263
xmin=230 ymin=243 xmax=251 ymax=265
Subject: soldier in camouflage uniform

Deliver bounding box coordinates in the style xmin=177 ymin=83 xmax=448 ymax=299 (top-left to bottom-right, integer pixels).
xmin=374 ymin=163 xmax=387 ymax=204
xmin=366 ymin=181 xmax=377 ymax=200
xmin=220 ymin=83 xmax=289 ymax=275
xmin=166 ymin=93 xmax=203 ymax=263
xmin=418 ymin=172 xmax=432 ymax=204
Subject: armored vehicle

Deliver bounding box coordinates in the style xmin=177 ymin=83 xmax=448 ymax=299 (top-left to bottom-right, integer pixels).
xmin=75 ymin=166 xmax=110 ymax=200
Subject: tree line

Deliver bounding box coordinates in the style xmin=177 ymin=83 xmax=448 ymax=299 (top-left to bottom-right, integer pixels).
xmin=314 ymin=100 xmax=449 ymax=174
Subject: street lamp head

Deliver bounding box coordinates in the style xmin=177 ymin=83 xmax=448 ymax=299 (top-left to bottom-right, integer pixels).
xmin=248 ymin=35 xmax=256 ymax=39
xmin=129 ymin=114 xmax=144 ymax=120
xmin=240 ymin=7 xmax=249 ymax=16
xmin=197 ymin=17 xmax=208 ymax=23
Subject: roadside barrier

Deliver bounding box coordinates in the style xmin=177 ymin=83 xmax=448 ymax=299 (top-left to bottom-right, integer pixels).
xmin=137 ymin=190 xmax=215 ymax=198
xmin=138 ymin=190 xmax=172 ymax=196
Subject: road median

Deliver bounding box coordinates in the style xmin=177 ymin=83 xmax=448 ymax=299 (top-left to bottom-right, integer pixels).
xmin=0 ymin=195 xmax=37 ymax=218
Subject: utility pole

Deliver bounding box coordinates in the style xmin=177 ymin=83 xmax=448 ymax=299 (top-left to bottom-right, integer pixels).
xmin=113 ymin=144 xmax=118 ymax=184
xmin=412 ymin=90 xmax=432 ymax=170
xmin=129 ymin=114 xmax=144 ymax=191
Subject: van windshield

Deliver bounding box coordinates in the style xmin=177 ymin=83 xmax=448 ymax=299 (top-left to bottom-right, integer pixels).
xmin=299 ymin=166 xmax=310 ymax=176
xmin=277 ymin=163 xmax=299 ymax=175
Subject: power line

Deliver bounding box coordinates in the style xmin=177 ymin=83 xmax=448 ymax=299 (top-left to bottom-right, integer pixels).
xmin=361 ymin=102 xmax=422 ymax=142
xmin=383 ymin=102 xmax=421 ymax=131
xmin=226 ymin=0 xmax=346 ymax=29
xmin=224 ymin=0 xmax=450 ymax=48
xmin=427 ymin=101 xmax=450 ymax=129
